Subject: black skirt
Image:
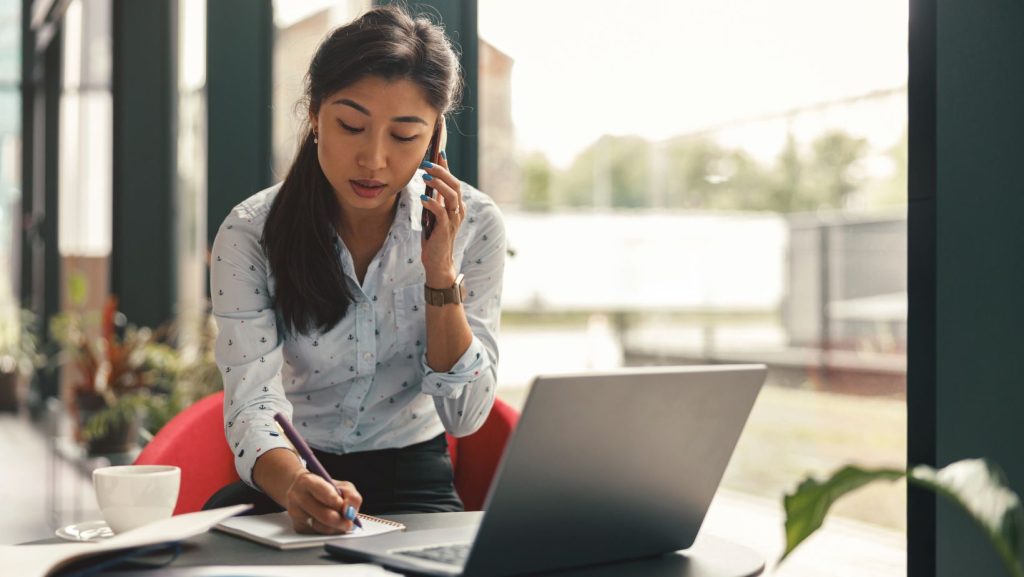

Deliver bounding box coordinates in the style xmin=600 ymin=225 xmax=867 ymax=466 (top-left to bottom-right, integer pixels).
xmin=203 ymin=434 xmax=464 ymax=515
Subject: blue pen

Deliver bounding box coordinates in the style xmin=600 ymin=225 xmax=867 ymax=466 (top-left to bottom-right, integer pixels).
xmin=273 ymin=413 xmax=363 ymax=529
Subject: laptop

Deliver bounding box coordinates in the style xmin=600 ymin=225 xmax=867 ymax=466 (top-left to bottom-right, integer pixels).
xmin=326 ymin=364 xmax=766 ymax=577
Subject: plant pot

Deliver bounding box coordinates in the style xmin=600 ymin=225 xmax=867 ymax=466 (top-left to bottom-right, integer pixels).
xmin=0 ymin=370 xmax=22 ymax=413
xmin=85 ymin=413 xmax=141 ymax=455
xmin=75 ymin=392 xmax=141 ymax=455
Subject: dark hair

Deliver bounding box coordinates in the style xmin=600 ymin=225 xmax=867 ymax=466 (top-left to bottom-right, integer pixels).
xmin=261 ymin=5 xmax=464 ymax=335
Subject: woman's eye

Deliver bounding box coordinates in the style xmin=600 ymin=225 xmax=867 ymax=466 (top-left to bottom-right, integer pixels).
xmin=338 ymin=120 xmax=363 ymax=134
xmin=393 ymin=134 xmax=418 ymax=143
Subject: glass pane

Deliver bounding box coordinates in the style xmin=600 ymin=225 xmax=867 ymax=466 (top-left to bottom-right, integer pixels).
xmin=0 ymin=0 xmax=19 ymax=84
xmin=62 ymin=0 xmax=112 ymax=90
xmin=179 ymin=0 xmax=205 ymax=90
xmin=175 ymin=0 xmax=207 ymax=354
xmin=479 ymin=0 xmax=908 ymax=574
xmin=271 ymin=0 xmax=370 ymax=177
xmin=0 ymin=88 xmax=17 ymax=150
xmin=0 ymin=89 xmax=19 ymax=312
xmin=0 ymin=0 xmax=18 ymax=323
xmin=58 ymin=92 xmax=112 ymax=257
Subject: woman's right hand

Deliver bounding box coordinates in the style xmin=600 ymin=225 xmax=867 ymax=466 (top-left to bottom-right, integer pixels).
xmin=285 ymin=470 xmax=363 ymax=535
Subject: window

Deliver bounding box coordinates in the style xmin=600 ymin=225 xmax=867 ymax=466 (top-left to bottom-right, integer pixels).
xmin=0 ymin=0 xmax=20 ymax=316
xmin=58 ymin=0 xmax=112 ymax=310
xmin=271 ymin=0 xmax=370 ymax=176
xmin=479 ymin=1 xmax=908 ymax=574
xmin=176 ymin=0 xmax=207 ymax=353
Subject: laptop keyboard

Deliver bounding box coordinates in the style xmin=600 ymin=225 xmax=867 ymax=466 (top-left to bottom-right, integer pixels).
xmin=396 ymin=542 xmax=472 ymax=566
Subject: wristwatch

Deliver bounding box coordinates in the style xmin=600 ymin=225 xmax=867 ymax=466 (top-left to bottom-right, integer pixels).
xmin=424 ymin=273 xmax=466 ymax=307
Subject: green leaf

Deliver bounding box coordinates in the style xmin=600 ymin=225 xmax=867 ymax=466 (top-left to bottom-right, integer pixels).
xmin=909 ymin=459 xmax=1024 ymax=577
xmin=68 ymin=272 xmax=89 ymax=307
xmin=780 ymin=465 xmax=904 ymax=562
xmin=780 ymin=459 xmax=1024 ymax=577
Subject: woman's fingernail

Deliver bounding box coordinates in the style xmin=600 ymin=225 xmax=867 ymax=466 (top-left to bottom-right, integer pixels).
xmin=440 ymin=150 xmax=447 ymax=161
xmin=345 ymin=505 xmax=357 ymax=521
xmin=420 ymin=194 xmax=430 ymax=202
xmin=422 ymin=173 xmax=433 ymax=181
xmin=420 ymin=160 xmax=434 ymax=169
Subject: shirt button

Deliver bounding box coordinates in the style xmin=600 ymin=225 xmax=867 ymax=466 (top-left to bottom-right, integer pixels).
xmin=363 ymin=352 xmax=373 ymax=361
xmin=344 ymin=418 xmax=354 ymax=428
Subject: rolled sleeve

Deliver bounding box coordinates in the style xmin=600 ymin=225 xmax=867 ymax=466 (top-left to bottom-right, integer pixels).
xmin=425 ymin=197 xmax=506 ymax=437
xmin=211 ymin=207 xmax=293 ymax=488
xmin=420 ymin=336 xmax=491 ymax=398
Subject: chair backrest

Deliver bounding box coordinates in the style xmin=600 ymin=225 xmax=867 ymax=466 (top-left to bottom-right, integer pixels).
xmin=135 ymin=391 xmax=519 ymax=514
xmin=447 ymin=398 xmax=520 ymax=511
xmin=134 ymin=391 xmax=239 ymax=515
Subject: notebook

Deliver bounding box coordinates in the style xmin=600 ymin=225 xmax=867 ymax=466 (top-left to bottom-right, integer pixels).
xmin=215 ymin=512 xmax=405 ymax=550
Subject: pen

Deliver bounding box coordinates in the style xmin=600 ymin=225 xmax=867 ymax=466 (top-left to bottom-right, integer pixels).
xmin=273 ymin=412 xmax=363 ymax=529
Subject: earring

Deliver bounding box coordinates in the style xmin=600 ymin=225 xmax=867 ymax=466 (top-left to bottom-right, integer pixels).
xmin=313 ymin=132 xmax=319 ymax=144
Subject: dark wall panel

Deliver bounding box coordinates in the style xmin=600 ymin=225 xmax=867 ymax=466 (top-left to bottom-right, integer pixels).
xmin=914 ymin=0 xmax=1024 ymax=574
xmin=206 ymin=0 xmax=273 ymax=248
xmin=111 ymin=0 xmax=176 ymax=328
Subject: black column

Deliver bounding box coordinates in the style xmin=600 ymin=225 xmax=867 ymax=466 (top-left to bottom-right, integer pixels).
xmin=206 ymin=0 xmax=273 ymax=249
xmin=111 ymin=0 xmax=177 ymax=329
xmin=906 ymin=0 xmax=936 ymax=573
xmin=34 ymin=26 xmax=62 ymax=405
xmin=909 ymin=0 xmax=1024 ymax=574
xmin=18 ymin=0 xmax=34 ymax=309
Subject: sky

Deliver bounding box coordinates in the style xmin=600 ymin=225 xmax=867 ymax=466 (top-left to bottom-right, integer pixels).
xmin=478 ymin=0 xmax=909 ymax=167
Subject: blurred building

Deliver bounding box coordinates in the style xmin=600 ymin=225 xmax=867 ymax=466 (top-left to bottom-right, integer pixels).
xmin=478 ymin=39 xmax=518 ymax=206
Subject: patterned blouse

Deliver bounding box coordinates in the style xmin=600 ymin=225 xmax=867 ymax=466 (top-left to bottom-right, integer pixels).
xmin=210 ymin=174 xmax=506 ymax=487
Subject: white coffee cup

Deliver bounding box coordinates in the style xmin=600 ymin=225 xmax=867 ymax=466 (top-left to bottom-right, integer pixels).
xmin=93 ymin=465 xmax=181 ymax=533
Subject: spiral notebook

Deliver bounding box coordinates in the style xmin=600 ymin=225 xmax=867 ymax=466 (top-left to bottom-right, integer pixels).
xmin=215 ymin=512 xmax=406 ymax=550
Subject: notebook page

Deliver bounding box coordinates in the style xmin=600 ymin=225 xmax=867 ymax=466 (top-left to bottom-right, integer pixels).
xmin=215 ymin=512 xmax=404 ymax=549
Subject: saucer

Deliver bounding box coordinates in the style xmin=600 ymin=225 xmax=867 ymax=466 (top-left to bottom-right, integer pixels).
xmin=56 ymin=520 xmax=115 ymax=542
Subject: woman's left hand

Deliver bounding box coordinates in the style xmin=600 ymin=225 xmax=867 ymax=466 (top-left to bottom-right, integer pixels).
xmin=419 ymin=149 xmax=465 ymax=288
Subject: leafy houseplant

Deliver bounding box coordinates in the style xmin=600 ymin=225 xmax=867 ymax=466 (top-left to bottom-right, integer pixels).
xmin=0 ymin=307 xmax=46 ymax=412
xmin=781 ymin=458 xmax=1024 ymax=576
xmin=53 ymin=297 xmax=155 ymax=453
xmin=52 ymin=296 xmax=223 ymax=454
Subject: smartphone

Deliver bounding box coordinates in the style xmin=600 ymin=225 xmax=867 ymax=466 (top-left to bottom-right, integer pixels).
xmin=421 ymin=121 xmax=444 ymax=240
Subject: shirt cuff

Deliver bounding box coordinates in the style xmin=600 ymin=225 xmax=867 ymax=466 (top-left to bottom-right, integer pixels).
xmin=420 ymin=337 xmax=490 ymax=399
xmin=234 ymin=421 xmax=296 ymax=489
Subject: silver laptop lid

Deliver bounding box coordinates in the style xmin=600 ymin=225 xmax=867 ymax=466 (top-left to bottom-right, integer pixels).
xmin=464 ymin=365 xmax=765 ymax=577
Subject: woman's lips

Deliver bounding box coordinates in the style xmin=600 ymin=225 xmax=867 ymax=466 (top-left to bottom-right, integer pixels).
xmin=350 ymin=180 xmax=386 ymax=198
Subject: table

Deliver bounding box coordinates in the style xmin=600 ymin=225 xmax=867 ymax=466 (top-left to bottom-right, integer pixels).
xmin=41 ymin=512 xmax=764 ymax=576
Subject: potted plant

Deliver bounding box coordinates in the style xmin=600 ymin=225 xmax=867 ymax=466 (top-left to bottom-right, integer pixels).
xmin=780 ymin=458 xmax=1023 ymax=576
xmin=52 ymin=296 xmax=158 ymax=454
xmin=0 ymin=307 xmax=46 ymax=413
xmin=136 ymin=309 xmax=224 ymax=437
xmin=51 ymin=296 xmax=223 ymax=454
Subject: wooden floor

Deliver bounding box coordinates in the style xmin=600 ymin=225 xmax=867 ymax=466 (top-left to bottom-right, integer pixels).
xmin=0 ymin=412 xmax=905 ymax=576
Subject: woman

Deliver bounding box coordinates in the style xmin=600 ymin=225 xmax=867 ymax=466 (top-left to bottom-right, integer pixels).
xmin=204 ymin=6 xmax=505 ymax=536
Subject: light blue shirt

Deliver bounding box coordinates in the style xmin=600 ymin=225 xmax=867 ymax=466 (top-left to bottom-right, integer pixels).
xmin=211 ymin=175 xmax=506 ymax=487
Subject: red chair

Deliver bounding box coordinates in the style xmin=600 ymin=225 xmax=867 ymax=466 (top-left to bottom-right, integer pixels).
xmin=447 ymin=397 xmax=520 ymax=511
xmin=134 ymin=391 xmax=519 ymax=514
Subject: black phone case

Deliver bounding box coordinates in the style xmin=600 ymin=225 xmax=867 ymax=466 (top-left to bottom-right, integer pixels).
xmin=421 ymin=124 xmax=443 ymax=239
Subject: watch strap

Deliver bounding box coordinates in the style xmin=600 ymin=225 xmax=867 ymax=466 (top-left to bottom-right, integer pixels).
xmin=424 ymin=273 xmax=466 ymax=306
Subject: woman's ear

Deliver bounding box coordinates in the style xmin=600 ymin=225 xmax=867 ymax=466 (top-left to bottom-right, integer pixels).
xmin=309 ymin=111 xmax=318 ymax=136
